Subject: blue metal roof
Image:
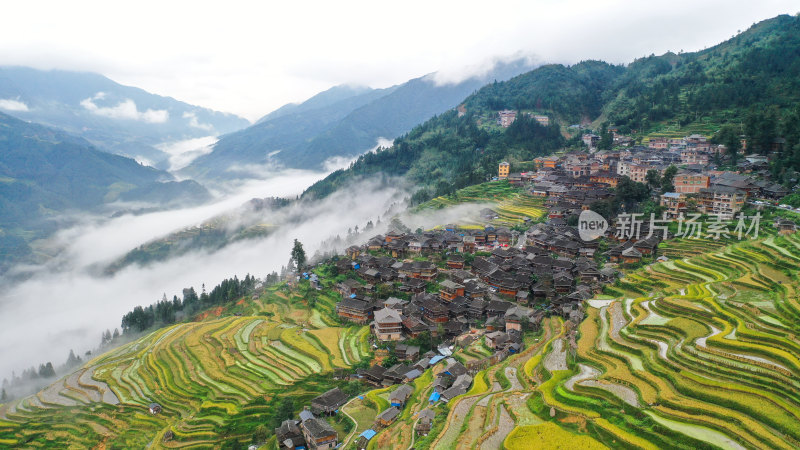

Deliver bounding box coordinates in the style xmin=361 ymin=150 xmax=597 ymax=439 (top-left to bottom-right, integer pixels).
xmin=429 ymin=355 xmax=445 ymax=365
xmin=360 ymin=429 xmax=377 ymax=440
xmin=429 ymin=392 xmax=441 ymax=402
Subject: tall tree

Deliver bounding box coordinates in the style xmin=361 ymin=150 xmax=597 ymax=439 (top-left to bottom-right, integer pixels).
xmin=290 ymin=239 xmax=307 ymax=270
xmin=597 ymin=123 xmax=613 ymax=150
xmin=713 ymin=124 xmax=743 ymax=166
xmin=645 ymin=169 xmax=662 ymax=191
xmin=661 ymin=165 xmax=678 ymax=192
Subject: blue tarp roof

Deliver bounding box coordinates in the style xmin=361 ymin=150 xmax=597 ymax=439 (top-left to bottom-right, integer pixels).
xmin=360 ymin=429 xmax=377 ymax=440
xmin=429 ymin=355 xmax=445 ymax=365
xmin=429 ymin=392 xmax=441 ymax=402
xmin=350 ymin=294 xmax=357 ymax=298
xmin=358 ymin=395 xmax=365 ymax=400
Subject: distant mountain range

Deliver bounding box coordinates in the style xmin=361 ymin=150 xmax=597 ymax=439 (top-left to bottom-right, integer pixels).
xmin=0 ymin=111 xmax=210 ymax=271
xmin=182 ymin=59 xmax=538 ymax=179
xmin=0 ymin=67 xmax=250 ymax=168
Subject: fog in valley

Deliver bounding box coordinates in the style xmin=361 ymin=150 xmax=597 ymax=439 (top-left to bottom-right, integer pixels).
xmin=0 ymin=157 xmax=404 ymax=382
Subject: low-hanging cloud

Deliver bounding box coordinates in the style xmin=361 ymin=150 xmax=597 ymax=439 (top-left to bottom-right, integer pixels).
xmin=182 ymin=111 xmax=214 ymax=131
xmin=430 ymin=51 xmax=539 ymax=86
xmin=156 ymin=135 xmax=218 ymax=171
xmin=0 ymin=97 xmax=30 ymax=112
xmin=0 ymin=168 xmax=410 ymax=379
xmin=80 ymin=92 xmax=169 ymax=123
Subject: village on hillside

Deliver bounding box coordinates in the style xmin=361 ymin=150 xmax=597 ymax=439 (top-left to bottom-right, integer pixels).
xmin=271 ymin=126 xmax=798 ymax=449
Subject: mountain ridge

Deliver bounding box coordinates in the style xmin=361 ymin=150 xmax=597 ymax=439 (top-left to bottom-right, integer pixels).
xmin=0 ymin=66 xmax=250 ymax=168
xmin=183 ymin=58 xmax=539 ymax=179
xmin=0 ymin=111 xmax=210 ymax=271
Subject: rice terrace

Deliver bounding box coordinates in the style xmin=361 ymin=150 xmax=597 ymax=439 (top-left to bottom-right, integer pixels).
xmin=3 ymin=199 xmax=800 ymax=448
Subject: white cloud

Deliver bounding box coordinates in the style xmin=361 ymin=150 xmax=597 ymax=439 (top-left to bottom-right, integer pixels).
xmin=182 ymin=111 xmax=214 ymax=131
xmin=156 ymin=135 xmax=218 ymax=171
xmin=0 ymin=98 xmax=30 ymax=111
xmin=0 ymin=169 xmax=405 ymax=378
xmin=80 ymin=92 xmax=169 ymax=123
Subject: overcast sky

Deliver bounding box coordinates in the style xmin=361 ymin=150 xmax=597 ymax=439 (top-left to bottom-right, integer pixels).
xmin=1 ymin=0 xmax=797 ymax=121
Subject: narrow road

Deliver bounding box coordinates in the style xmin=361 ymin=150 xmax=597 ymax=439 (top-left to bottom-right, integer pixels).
xmin=340 ymin=397 xmax=360 ymax=448
xmin=407 ymin=417 xmax=419 ymax=450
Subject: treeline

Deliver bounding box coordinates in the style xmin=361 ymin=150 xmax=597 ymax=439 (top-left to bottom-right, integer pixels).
xmin=303 ymin=108 xmax=565 ymax=203
xmin=120 ymin=274 xmax=258 ymax=333
xmin=1 ymin=348 xmax=97 ymax=402
xmin=465 ymin=61 xmax=625 ymax=122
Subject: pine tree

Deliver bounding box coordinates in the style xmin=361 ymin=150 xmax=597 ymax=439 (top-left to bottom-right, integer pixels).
xmin=66 ymin=350 xmax=79 ymax=368
xmin=291 ymin=239 xmax=307 ymax=270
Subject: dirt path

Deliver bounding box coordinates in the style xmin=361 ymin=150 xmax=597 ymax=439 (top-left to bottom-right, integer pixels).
xmin=340 ymin=398 xmax=359 ymax=448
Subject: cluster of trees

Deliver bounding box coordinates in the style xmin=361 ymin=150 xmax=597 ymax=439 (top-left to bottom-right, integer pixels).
xmin=1 ymin=348 xmax=93 ymax=401
xmin=465 ymin=61 xmax=625 ymax=122
xmin=590 ymin=174 xmax=666 ymax=220
xmin=606 ymin=16 xmax=800 ymax=134
xmin=120 ymin=274 xmax=258 ymax=333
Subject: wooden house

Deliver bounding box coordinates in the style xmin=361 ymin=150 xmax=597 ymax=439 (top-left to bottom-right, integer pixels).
xmin=336 ymin=297 xmax=372 ymax=324
xmin=439 ymin=280 xmax=465 ymax=302
xmin=389 ymin=384 xmax=414 ymax=407
xmin=415 ymin=409 xmax=435 ymax=436
xmin=374 ymin=307 xmax=404 ymax=341
xmin=311 ymin=388 xmax=348 ymax=415
xmin=275 ymin=419 xmax=305 ymax=449
xmin=421 ymin=298 xmax=449 ymax=324
xmin=376 ymin=407 xmax=401 ymax=427
xmin=621 ymin=246 xmax=643 ymax=264
xmin=301 ymin=417 xmax=338 ymax=450
xmin=446 ymin=254 xmax=465 ymax=269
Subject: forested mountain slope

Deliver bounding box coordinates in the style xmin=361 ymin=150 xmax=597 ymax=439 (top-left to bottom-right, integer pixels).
xmin=304 ymin=14 xmax=800 ymax=199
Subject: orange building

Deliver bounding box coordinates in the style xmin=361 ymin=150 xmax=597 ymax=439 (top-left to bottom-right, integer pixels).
xmin=673 ymin=171 xmax=710 ymax=194
xmin=498 ymin=162 xmax=510 ymax=178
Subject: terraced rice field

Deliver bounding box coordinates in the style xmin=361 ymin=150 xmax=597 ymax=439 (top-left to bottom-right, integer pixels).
xmin=418 ymin=180 xmax=545 ymax=228
xmin=0 ymin=298 xmax=369 ymax=447
xmin=506 ymin=233 xmax=800 ymax=449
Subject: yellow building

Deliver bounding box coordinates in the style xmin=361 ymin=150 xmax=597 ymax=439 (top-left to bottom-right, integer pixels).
xmin=498 ymin=161 xmax=510 ymax=178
